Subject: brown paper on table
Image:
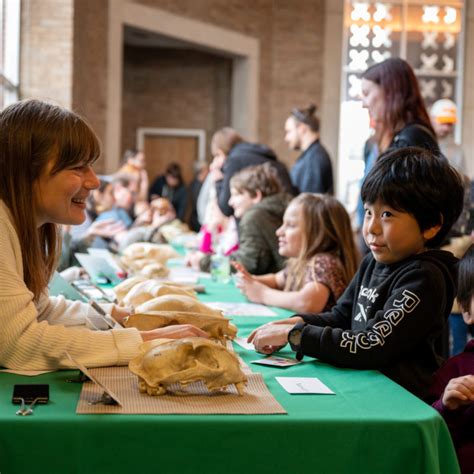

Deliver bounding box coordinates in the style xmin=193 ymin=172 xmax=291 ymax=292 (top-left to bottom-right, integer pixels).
xmin=76 ymin=366 xmax=286 ymax=415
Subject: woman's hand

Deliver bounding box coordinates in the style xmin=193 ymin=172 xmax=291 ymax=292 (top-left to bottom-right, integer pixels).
xmin=442 ymin=374 xmax=474 ymax=410
xmin=140 ymin=324 xmax=210 ymax=341
xmin=111 ymin=305 xmax=133 ymax=326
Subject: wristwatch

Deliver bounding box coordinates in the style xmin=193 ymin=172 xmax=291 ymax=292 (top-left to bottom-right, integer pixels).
xmin=288 ymin=322 xmax=306 ymax=360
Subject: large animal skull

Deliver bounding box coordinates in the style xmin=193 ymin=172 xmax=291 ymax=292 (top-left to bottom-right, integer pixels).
xmin=122 ymin=281 xmax=197 ymax=307
xmin=123 ymin=311 xmax=237 ymax=341
xmin=114 ymin=276 xmax=148 ymax=304
xmin=119 ymin=243 xmax=179 ymax=278
xmin=134 ymin=295 xmax=223 ymax=318
xmin=129 ymin=338 xmax=247 ymax=396
xmin=122 ymin=243 xmax=180 ymax=263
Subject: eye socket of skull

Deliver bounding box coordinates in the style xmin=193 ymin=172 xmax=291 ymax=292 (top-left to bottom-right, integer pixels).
xmin=195 ymin=346 xmax=220 ymax=369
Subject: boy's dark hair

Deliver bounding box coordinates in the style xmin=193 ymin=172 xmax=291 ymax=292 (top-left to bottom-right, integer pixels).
xmin=457 ymin=244 xmax=474 ymax=313
xmin=361 ymin=147 xmax=464 ymax=248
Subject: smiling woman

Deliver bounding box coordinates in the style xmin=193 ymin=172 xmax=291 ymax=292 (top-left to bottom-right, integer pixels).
xmin=34 ymin=160 xmax=100 ymax=227
xmin=0 ymin=99 xmax=208 ymax=371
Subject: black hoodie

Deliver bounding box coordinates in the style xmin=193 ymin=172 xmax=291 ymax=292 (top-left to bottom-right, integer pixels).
xmin=292 ymin=250 xmax=458 ymax=400
xmin=216 ymin=142 xmax=295 ymax=217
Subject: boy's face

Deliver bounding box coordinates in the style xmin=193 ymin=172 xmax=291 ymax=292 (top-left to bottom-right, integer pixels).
xmin=363 ymin=199 xmax=439 ymax=265
xmin=228 ymin=187 xmax=260 ymax=218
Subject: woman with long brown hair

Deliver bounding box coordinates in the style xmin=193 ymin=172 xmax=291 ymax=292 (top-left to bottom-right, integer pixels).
xmin=361 ymin=57 xmax=439 ymax=154
xmin=0 ymin=99 xmax=207 ymax=370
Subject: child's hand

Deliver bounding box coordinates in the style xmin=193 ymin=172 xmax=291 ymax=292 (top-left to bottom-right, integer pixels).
xmin=442 ymin=374 xmax=474 ymax=410
xmin=231 ymin=261 xmax=250 ymax=278
xmin=237 ymin=277 xmax=266 ymax=304
xmin=247 ymin=323 xmax=294 ymax=354
xmin=185 ymin=251 xmax=204 ymax=270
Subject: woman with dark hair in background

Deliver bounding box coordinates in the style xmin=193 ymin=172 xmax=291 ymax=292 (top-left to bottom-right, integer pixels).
xmin=356 ymin=57 xmax=441 ymax=255
xmin=361 ymin=57 xmax=439 ymax=154
xmin=149 ymin=162 xmax=188 ymax=220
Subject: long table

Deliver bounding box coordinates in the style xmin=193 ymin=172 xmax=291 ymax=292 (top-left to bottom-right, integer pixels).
xmin=0 ymin=278 xmax=460 ymax=474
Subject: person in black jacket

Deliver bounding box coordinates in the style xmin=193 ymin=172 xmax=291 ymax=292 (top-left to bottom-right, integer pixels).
xmin=212 ymin=127 xmax=295 ymax=217
xmin=285 ymin=104 xmax=333 ymax=194
xmin=248 ymin=147 xmax=464 ymax=401
xmin=361 ymin=57 xmax=439 ymax=155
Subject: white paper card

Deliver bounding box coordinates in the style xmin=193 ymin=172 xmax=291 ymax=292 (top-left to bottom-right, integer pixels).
xmin=251 ymin=356 xmax=302 ymax=368
xmin=48 ymin=272 xmax=87 ymax=301
xmin=234 ymin=337 xmax=255 ymax=351
xmin=275 ymin=377 xmax=335 ymax=394
xmin=75 ymin=253 xmax=122 ymax=284
xmin=65 ymin=352 xmax=123 ymax=406
xmin=206 ymin=302 xmax=277 ymax=317
xmin=166 ymin=267 xmax=199 ymax=285
xmin=87 ymin=248 xmax=123 ymax=272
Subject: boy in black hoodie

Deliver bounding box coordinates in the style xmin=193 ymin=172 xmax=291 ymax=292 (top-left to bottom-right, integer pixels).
xmin=248 ymin=147 xmax=464 ymax=400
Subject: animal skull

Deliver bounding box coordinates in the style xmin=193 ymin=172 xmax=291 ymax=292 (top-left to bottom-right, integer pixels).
xmin=129 ymin=338 xmax=247 ymax=396
xmin=134 ymin=295 xmax=223 ymax=318
xmin=114 ymin=276 xmax=148 ymax=304
xmin=122 ymin=281 xmax=197 ymax=307
xmin=123 ymin=311 xmax=237 ymax=341
xmin=122 ymin=243 xmax=180 ymax=263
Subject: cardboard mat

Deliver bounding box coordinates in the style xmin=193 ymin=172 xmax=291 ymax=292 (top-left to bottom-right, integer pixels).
xmin=76 ymin=366 xmax=286 ymax=415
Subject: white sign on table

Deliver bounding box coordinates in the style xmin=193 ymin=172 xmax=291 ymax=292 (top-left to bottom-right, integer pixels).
xmin=206 ymin=302 xmax=277 ymax=317
xmin=276 ymin=377 xmax=335 ymax=394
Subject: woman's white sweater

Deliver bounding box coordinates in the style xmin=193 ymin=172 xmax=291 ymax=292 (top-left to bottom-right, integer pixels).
xmin=0 ymin=201 xmax=142 ymax=370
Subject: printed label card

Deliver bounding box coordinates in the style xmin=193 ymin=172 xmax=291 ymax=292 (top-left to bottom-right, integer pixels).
xmin=250 ymin=356 xmax=302 ymax=368
xmin=275 ymin=377 xmax=335 ymax=394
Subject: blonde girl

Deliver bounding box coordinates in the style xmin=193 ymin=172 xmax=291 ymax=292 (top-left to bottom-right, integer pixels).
xmin=235 ymin=193 xmax=358 ymax=313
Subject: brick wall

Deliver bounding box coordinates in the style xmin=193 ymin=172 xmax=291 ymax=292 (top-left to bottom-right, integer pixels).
xmin=72 ymin=0 xmax=109 ymax=174
xmin=22 ymin=0 xmax=326 ymax=172
xmin=121 ymin=45 xmax=232 ymax=162
xmin=128 ymin=0 xmax=326 ymax=167
xmin=269 ymin=0 xmax=326 ymax=166
xmin=20 ymin=0 xmax=74 ymax=108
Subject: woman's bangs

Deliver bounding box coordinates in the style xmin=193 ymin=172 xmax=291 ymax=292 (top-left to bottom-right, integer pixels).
xmin=52 ymin=118 xmax=101 ymax=173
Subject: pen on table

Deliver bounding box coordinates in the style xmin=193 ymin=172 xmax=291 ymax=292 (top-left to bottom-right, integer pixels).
xmin=88 ymin=300 xmax=120 ymax=327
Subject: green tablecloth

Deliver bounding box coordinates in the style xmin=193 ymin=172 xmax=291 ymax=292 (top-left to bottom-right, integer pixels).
xmin=0 ymin=278 xmax=460 ymax=474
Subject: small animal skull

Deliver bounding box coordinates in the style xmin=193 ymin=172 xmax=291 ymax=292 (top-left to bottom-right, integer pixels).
xmin=129 ymin=338 xmax=247 ymax=396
